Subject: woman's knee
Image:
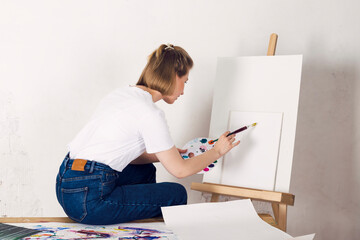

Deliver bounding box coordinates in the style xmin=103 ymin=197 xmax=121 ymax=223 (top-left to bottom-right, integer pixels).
xmin=162 ymin=182 xmax=187 ymax=205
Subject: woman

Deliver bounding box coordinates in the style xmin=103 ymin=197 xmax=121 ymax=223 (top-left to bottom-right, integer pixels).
xmin=56 ymin=44 xmax=240 ymax=225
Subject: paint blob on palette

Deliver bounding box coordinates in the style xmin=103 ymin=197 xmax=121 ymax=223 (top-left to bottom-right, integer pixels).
xmin=181 ymin=137 xmax=218 ymax=174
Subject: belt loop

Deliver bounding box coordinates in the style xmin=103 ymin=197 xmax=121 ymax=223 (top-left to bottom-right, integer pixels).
xmin=64 ymin=153 xmax=70 ymax=168
xmin=60 ymin=153 xmax=70 ymax=178
xmin=64 ymin=158 xmax=69 ymax=168
xmin=89 ymin=161 xmax=96 ymax=173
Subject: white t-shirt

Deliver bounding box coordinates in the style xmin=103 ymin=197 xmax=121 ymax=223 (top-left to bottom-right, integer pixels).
xmin=67 ymin=86 xmax=174 ymax=171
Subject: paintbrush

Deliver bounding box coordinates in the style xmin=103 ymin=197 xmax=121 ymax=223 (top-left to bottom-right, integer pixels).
xmin=211 ymin=122 xmax=257 ymax=143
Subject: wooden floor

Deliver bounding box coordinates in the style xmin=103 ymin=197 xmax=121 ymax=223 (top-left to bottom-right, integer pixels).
xmin=0 ymin=214 xmax=277 ymax=227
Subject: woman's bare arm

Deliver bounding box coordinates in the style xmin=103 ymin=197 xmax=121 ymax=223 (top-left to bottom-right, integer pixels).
xmin=155 ymin=131 xmax=240 ymax=178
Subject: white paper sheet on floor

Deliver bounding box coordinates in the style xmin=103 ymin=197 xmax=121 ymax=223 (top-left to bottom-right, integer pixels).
xmin=161 ymin=199 xmax=315 ymax=240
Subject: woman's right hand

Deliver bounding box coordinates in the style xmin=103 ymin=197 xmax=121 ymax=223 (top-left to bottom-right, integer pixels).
xmin=213 ymin=131 xmax=240 ymax=156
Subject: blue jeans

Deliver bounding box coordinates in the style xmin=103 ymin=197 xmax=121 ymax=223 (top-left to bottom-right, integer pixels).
xmin=56 ymin=153 xmax=187 ymax=225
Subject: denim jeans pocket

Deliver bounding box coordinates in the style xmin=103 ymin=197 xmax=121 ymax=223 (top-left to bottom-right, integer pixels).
xmin=61 ymin=187 xmax=88 ymax=222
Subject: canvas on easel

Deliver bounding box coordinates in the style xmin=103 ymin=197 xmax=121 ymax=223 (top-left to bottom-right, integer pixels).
xmin=191 ymin=34 xmax=302 ymax=232
xmin=203 ymin=54 xmax=302 ymax=193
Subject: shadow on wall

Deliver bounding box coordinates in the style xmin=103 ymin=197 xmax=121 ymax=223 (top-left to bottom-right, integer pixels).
xmin=288 ymin=45 xmax=359 ymax=239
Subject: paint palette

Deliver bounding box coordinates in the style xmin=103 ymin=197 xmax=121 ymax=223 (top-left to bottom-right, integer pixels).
xmin=181 ymin=137 xmax=218 ymax=174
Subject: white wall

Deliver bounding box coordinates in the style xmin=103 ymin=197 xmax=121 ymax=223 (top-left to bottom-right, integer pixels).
xmin=0 ymin=0 xmax=359 ymax=239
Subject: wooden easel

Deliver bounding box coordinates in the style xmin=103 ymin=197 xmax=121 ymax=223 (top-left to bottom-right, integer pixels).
xmin=191 ymin=33 xmax=295 ymax=232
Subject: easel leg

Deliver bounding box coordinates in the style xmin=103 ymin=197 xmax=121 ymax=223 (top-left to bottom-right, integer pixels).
xmin=210 ymin=193 xmax=220 ymax=202
xmin=271 ymin=203 xmax=280 ymax=223
xmin=272 ymin=202 xmax=287 ymax=232
xmin=278 ymin=203 xmax=287 ymax=232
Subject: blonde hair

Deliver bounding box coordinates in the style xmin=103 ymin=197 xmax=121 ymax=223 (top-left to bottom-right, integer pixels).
xmin=136 ymin=44 xmax=193 ymax=95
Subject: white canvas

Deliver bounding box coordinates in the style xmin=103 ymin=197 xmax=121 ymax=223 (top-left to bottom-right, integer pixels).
xmin=220 ymin=111 xmax=283 ymax=190
xmin=203 ymin=55 xmax=302 ymax=192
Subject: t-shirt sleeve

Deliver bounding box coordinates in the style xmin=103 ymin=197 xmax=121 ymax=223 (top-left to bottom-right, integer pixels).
xmin=138 ymin=109 xmax=174 ymax=154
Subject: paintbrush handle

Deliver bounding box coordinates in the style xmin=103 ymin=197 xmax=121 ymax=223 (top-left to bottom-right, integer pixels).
xmin=227 ymin=126 xmax=248 ymax=136
xmin=212 ymin=125 xmax=251 ymax=143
